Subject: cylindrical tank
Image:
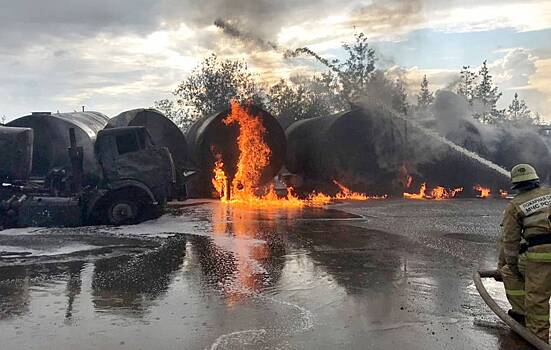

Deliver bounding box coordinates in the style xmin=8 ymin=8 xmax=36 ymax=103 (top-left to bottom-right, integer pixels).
xmin=286 ymin=107 xmax=510 ymax=196
xmin=106 ymin=108 xmax=189 ymax=198
xmin=7 ymin=112 xmax=109 ymax=179
xmin=0 ymin=126 xmax=34 ymax=182
xmin=186 ymin=104 xmax=286 ymax=197
xmin=286 ymin=108 xmax=406 ymax=195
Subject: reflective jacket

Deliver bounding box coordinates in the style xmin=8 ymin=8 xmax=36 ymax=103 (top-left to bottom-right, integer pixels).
xmin=501 ymin=186 xmax=551 ymax=265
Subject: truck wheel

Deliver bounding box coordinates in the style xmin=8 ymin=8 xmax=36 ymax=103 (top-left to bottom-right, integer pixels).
xmin=106 ymin=199 xmax=139 ymax=225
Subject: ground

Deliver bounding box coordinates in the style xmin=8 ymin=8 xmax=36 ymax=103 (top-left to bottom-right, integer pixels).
xmin=0 ymin=199 xmax=534 ymax=349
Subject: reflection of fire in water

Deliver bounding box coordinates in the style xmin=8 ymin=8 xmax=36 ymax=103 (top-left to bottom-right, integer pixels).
xmin=211 ymin=101 xmax=385 ymax=207
xmin=474 ymin=185 xmax=491 ymax=198
xmin=333 ymin=180 xmax=387 ymax=200
xmin=211 ymin=204 xmax=302 ymax=306
xmin=212 ymin=204 xmax=269 ymax=305
xmin=403 ymin=183 xmax=463 ymax=200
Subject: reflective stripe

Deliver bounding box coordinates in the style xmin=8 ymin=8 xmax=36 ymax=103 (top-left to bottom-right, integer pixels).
xmin=528 ymin=313 xmax=550 ymax=321
xmin=526 ymin=252 xmax=551 ymax=260
xmin=505 ymin=289 xmax=526 ymax=296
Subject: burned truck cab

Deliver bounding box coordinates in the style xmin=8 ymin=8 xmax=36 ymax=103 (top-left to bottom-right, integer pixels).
xmin=90 ymin=127 xmax=176 ymax=225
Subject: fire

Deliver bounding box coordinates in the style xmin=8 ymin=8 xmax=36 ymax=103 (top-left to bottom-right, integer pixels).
xmin=211 ymin=156 xmax=229 ymax=200
xmin=403 ymin=183 xmax=463 ymax=200
xmin=333 ymin=180 xmax=386 ymax=200
xmin=210 ymin=101 xmax=307 ymax=208
xmin=430 ymin=186 xmax=464 ymax=200
xmin=224 ymin=100 xmax=271 ymax=201
xmin=211 ymin=101 xmax=386 ymax=207
xmin=406 ymin=175 xmax=413 ymax=188
xmin=403 ymin=183 xmax=427 ymax=200
xmin=474 ymin=185 xmax=491 ymax=198
xmin=307 ymin=192 xmax=332 ymax=206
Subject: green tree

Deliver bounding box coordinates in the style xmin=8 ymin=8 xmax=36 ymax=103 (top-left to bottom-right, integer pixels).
xmin=391 ymin=79 xmax=409 ymax=115
xmin=456 ymin=66 xmax=476 ymax=104
xmin=153 ymin=99 xmax=195 ymax=131
xmin=473 ymin=60 xmax=503 ymax=124
xmin=265 ymin=74 xmax=348 ymax=128
xmin=285 ymin=32 xmax=377 ymax=107
xmin=154 ymin=54 xmax=262 ymax=132
xmin=339 ymin=32 xmax=377 ymax=102
xmin=506 ymin=92 xmax=538 ymax=126
xmin=417 ymin=75 xmax=434 ymax=109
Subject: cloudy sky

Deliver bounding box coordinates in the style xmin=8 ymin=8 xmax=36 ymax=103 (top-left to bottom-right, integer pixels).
xmin=1 ymin=0 xmax=550 ymax=121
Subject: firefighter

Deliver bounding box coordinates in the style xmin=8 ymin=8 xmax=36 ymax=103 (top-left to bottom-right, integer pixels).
xmin=500 ymin=163 xmax=551 ymax=342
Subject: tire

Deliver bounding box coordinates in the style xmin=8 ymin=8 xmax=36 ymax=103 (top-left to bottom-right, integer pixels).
xmin=105 ymin=198 xmax=140 ymax=226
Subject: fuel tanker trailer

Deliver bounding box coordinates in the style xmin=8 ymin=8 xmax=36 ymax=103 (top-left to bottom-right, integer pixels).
xmin=106 ymin=108 xmax=192 ymax=199
xmin=186 ymin=104 xmax=286 ymax=198
xmin=285 ymin=106 xmax=510 ymax=196
xmin=7 ymin=111 xmax=109 ymax=181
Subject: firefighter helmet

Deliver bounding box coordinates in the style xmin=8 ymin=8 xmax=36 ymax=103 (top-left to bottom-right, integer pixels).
xmin=511 ymin=164 xmax=539 ymax=184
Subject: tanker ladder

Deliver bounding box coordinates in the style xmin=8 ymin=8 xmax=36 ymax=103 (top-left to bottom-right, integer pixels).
xmin=474 ymin=269 xmax=551 ymax=350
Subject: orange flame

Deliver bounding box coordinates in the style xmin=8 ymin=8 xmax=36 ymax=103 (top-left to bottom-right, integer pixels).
xmin=333 ymin=180 xmax=387 ymax=200
xmin=474 ymin=185 xmax=491 ymax=198
xmin=403 ymin=183 xmax=463 ymax=200
xmin=406 ymin=175 xmax=413 ymax=188
xmin=212 ymin=156 xmax=228 ymax=200
xmin=211 ymin=101 xmax=387 ymax=207
xmin=307 ymin=192 xmax=332 ymax=206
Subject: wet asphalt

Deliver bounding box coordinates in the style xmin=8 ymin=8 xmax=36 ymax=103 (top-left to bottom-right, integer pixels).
xmin=0 ymin=199 xmax=535 ymax=349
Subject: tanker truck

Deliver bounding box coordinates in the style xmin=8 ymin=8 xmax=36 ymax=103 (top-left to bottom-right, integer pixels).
xmin=0 ymin=121 xmax=176 ymax=229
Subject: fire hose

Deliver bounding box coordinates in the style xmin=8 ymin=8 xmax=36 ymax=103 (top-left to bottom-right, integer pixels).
xmin=474 ymin=270 xmax=551 ymax=350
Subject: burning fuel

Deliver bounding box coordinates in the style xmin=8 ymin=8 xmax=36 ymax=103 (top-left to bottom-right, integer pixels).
xmin=403 ymin=183 xmax=464 ymax=200
xmin=211 ymin=102 xmax=387 ymax=207
xmin=474 ymin=185 xmax=491 ymax=198
xmin=333 ymin=180 xmax=387 ymax=200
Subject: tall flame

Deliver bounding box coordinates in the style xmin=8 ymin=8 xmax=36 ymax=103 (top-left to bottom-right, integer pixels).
xmin=210 ymin=101 xmax=388 ymax=207
xmin=224 ymin=100 xmax=271 ymax=200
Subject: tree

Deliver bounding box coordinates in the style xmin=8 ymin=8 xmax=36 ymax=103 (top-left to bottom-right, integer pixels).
xmin=154 ymin=54 xmax=262 ymax=132
xmin=339 ymin=32 xmax=377 ymax=102
xmin=391 ymin=79 xmax=409 ymax=115
xmin=506 ymin=92 xmax=538 ymax=126
xmin=266 ymin=79 xmax=310 ymax=127
xmin=473 ymin=60 xmax=503 ymax=124
xmin=153 ymin=99 xmax=195 ymax=131
xmin=456 ymin=66 xmax=476 ymax=104
xmin=417 ymin=75 xmax=434 ymax=109
xmin=265 ymin=75 xmax=348 ymax=128
xmin=285 ymin=32 xmax=377 ymax=107
xmin=0 ymin=115 xmax=6 ymax=125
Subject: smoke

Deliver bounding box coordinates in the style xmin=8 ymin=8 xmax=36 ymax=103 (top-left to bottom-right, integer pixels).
xmin=427 ymin=90 xmax=551 ymax=184
xmin=214 ymin=18 xmax=280 ymax=51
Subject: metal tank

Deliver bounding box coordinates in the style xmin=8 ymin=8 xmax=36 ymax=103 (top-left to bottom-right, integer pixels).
xmin=186 ymin=104 xmax=286 ymax=198
xmin=0 ymin=126 xmax=34 ymax=182
xmin=106 ymin=108 xmax=190 ymax=199
xmin=285 ymin=107 xmax=510 ymax=196
xmin=7 ymin=111 xmax=109 ymax=179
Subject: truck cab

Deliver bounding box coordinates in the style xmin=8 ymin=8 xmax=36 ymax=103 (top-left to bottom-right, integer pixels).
xmin=90 ymin=127 xmax=176 ymax=225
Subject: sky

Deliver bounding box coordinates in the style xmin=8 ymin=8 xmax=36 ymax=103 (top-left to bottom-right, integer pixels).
xmin=1 ymin=0 xmax=550 ymax=121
